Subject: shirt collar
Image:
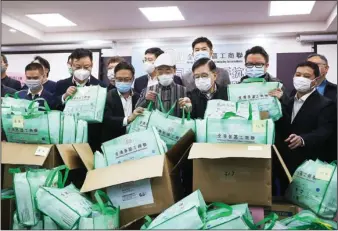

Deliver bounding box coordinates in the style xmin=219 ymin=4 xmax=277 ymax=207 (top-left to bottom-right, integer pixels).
xmin=72 ymin=76 xmax=91 ymax=86
xmin=318 ymin=79 xmax=327 ymax=87
xmin=28 ymin=86 xmax=44 ymax=97
xmin=204 ymin=84 xmax=217 ymax=99
xmin=160 ymin=82 xmax=175 ymax=90
xmin=295 ymin=88 xmax=316 ymax=102
xmin=117 ymin=89 xmax=134 ymax=98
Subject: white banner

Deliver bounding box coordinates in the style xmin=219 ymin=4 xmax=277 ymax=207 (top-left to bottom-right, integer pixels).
xmin=132 ymin=44 xmax=253 ymax=84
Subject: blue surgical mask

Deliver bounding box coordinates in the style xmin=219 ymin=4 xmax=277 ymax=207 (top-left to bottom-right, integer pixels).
xmin=246 ymin=66 xmax=265 ymax=78
xmin=194 ymin=51 xmax=210 ymax=61
xmin=116 ymin=81 xmax=132 ymax=93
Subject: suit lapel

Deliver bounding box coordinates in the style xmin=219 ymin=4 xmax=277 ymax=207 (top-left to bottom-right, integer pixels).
xmin=291 ymin=91 xmax=318 ymax=124
xmin=111 ymin=90 xmax=124 ymax=116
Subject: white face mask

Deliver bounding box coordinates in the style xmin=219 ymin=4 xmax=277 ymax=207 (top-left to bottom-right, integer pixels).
xmin=158 ymin=74 xmax=174 ymax=87
xmin=194 ymin=51 xmax=210 ymax=61
xmin=26 ymin=79 xmax=42 ymax=91
xmin=195 ymin=77 xmax=212 ymax=92
xmin=74 ymin=69 xmax=91 ymax=81
xmin=293 ymin=76 xmax=315 ymax=93
xmin=144 ymin=62 xmax=155 ymax=74
xmin=107 ymin=68 xmax=115 ymax=80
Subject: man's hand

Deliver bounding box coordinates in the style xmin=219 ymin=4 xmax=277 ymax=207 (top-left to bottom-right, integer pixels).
xmin=127 ymin=107 xmax=145 ymax=124
xmin=285 ymin=134 xmax=304 ymax=150
xmin=145 ymin=91 xmax=157 ymax=102
xmin=63 ymin=86 xmax=77 ymax=100
xmin=178 ymin=97 xmax=192 ymax=109
xmin=269 ymin=88 xmax=283 ymax=100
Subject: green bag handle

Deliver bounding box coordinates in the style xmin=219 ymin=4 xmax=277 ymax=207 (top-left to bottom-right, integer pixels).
xmin=140 ymin=215 xmax=153 ymax=230
xmin=4 ymin=92 xmax=19 ymax=99
xmin=9 ymin=168 xmax=22 ymax=174
xmin=255 ymin=213 xmax=278 ymax=230
xmin=1 ymin=189 xmax=15 ymax=200
xmin=44 ymin=165 xmax=69 ymax=188
xmin=205 ymin=202 xmax=233 ymax=221
xmin=147 ymin=101 xmax=154 ymax=111
xmin=242 ymin=78 xmax=266 ymax=84
xmin=165 ymin=100 xmax=177 ymax=118
xmin=28 ymin=97 xmax=51 ymax=112
xmin=287 ymin=215 xmax=335 ymax=230
xmin=94 ymin=190 xmax=119 ymax=213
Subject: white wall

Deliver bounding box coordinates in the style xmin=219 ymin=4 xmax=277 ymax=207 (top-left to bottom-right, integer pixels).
xmin=116 ymin=36 xmax=314 ymax=78
xmin=317 ymin=43 xmax=337 ymax=84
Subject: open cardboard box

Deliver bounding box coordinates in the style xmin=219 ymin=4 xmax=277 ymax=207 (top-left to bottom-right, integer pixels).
xmin=1 ymin=142 xmax=94 ymax=189
xmin=188 ymin=143 xmax=291 ymax=207
xmin=80 ymin=130 xmax=195 ymax=226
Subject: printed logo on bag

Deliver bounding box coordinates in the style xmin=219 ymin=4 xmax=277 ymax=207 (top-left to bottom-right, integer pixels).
xmin=115 ymin=142 xmax=150 ymax=159
xmin=216 ymin=133 xmax=255 ymax=143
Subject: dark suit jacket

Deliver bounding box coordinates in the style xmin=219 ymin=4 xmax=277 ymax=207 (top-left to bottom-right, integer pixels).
xmin=323 ymin=81 xmax=337 ymax=102
xmin=55 ymin=75 xmax=107 ymax=152
xmin=101 ymin=89 xmax=140 ymax=143
xmin=17 ymin=89 xmax=56 ymax=110
xmin=133 ymin=74 xmax=183 ymax=94
xmin=188 ymin=85 xmax=228 ymax=119
xmin=1 ymin=84 xmax=16 ymax=97
xmin=2 ymin=76 xmax=21 ymax=91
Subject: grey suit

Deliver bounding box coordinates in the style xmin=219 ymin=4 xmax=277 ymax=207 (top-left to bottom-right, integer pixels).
xmin=182 ymin=67 xmax=231 ymax=92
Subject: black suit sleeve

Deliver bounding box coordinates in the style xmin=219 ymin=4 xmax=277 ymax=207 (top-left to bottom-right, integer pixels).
xmin=174 ymin=75 xmax=183 ymax=86
xmin=13 ymin=81 xmax=22 ymax=91
xmin=300 ymin=102 xmax=336 ymax=150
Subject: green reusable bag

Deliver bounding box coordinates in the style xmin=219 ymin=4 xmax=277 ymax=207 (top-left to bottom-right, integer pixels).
xmin=62 ymin=114 xmax=77 ymax=144
xmin=64 ymin=85 xmax=107 ymax=123
xmin=147 ymin=100 xmax=195 ymax=150
xmin=286 ymin=160 xmax=337 ymax=219
xmin=1 ymin=93 xmax=39 ymax=115
xmin=48 ymin=110 xmax=62 ymax=144
xmin=78 ymin=217 xmax=94 ymax=230
xmin=254 ymin=213 xmax=288 ymax=230
xmin=101 ymin=127 xmax=166 ymax=165
xmin=206 ymin=113 xmax=275 ymax=145
xmin=280 ymin=210 xmax=337 ymax=230
xmin=227 ymin=78 xmax=283 ymax=121
xmin=43 ymin=215 xmax=60 ymax=230
xmin=128 ymin=102 xmax=154 ymax=134
xmin=204 ymin=100 xmax=237 ymax=119
xmin=2 ymin=99 xmax=52 ymax=144
xmin=12 ymin=212 xmax=28 ymax=230
xmin=195 ymin=119 xmax=207 ymax=143
xmin=92 ymin=190 xmax=120 ymax=229
xmin=75 ymin=119 xmax=88 ymax=143
xmin=1 ymin=188 xmax=15 ymax=200
xmin=141 ymin=189 xmax=207 ymax=230
xmin=94 ymin=151 xmax=107 ymax=169
xmin=203 ymin=203 xmax=256 ymax=230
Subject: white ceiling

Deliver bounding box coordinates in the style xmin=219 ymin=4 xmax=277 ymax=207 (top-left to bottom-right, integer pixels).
xmin=2 ymin=1 xmax=337 ymax=45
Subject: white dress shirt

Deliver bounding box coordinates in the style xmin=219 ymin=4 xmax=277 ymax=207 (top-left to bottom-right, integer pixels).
xmin=27 ymin=86 xmax=43 ymax=98
xmin=147 ymin=74 xmax=158 ymax=87
xmin=118 ymin=90 xmax=133 ymax=126
xmin=291 ymin=89 xmax=315 ymax=123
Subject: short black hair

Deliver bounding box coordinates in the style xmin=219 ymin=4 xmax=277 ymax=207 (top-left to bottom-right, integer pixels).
xmin=192 ymin=37 xmax=213 ymax=50
xmin=192 ymin=58 xmax=217 ymax=73
xmin=68 ymin=55 xmax=72 ymax=63
xmin=114 ymin=61 xmax=135 ymax=77
xmin=33 ymin=56 xmax=50 ymax=76
xmin=1 ymin=54 xmax=8 ymax=64
xmin=296 ymin=61 xmax=320 ymax=77
xmin=145 ymin=47 xmax=164 ymax=58
xmin=107 ymin=56 xmax=125 ymax=66
xmin=307 ymin=53 xmax=328 ymax=65
xmin=25 ymin=62 xmax=44 ymax=74
xmin=245 ymin=46 xmax=269 ymax=63
xmin=71 ymin=48 xmax=93 ymax=61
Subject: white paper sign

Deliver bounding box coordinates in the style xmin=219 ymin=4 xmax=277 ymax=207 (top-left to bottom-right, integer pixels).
xmin=107 ymin=179 xmax=154 ymax=210
xmin=35 ymin=146 xmax=51 ymax=157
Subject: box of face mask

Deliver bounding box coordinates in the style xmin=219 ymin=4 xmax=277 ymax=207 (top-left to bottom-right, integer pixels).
xmin=188 ymin=143 xmax=291 ymax=206
xmin=1 ymin=142 xmax=94 ymax=189
xmin=80 ymin=130 xmax=195 ymax=226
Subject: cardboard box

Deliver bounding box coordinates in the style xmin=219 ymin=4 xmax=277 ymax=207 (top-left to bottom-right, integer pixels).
xmin=264 ymin=202 xmax=299 ymax=220
xmin=1 ymin=198 xmax=15 ymax=230
xmin=80 ymin=130 xmax=195 ymax=226
xmin=189 ymin=143 xmax=272 ymax=206
xmin=1 ymin=142 xmax=94 ymax=189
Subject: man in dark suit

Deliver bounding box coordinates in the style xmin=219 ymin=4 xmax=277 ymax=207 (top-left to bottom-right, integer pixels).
xmin=133 ymin=47 xmax=182 ymax=94
xmin=270 ymin=61 xmax=336 ymax=193
xmin=17 ymin=63 xmax=56 ymax=109
xmin=55 ymin=48 xmax=107 ymax=152
xmin=102 ymin=61 xmax=141 ymax=143
xmin=1 ymin=84 xmax=16 ymax=97
xmin=1 ymin=54 xmax=22 ymax=90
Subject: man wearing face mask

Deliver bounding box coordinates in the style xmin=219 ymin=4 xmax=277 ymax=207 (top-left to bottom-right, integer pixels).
xmin=182 ymin=37 xmax=230 ymax=92
xmin=136 ymin=53 xmax=187 ymax=117
xmin=270 ymin=61 xmax=336 ymax=192
xmin=101 ymin=62 xmax=141 ymax=142
xmin=179 ymin=58 xmax=228 ymax=119
xmin=106 ymin=56 xmax=125 ymax=91
xmin=17 ymin=63 xmax=56 ymax=109
xmin=133 ymin=48 xmax=182 ymax=94
xmin=67 ymin=55 xmax=73 ymax=76
xmin=1 ymin=54 xmax=22 ymax=91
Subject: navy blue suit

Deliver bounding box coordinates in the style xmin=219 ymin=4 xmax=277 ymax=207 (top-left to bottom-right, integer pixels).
xmin=17 ymin=88 xmax=56 ymax=109
xmin=22 ymin=79 xmax=57 ymax=94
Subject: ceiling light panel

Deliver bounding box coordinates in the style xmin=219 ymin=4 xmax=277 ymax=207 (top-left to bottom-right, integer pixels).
xmin=269 ymin=1 xmax=316 ymax=16
xmin=26 ymin=13 xmax=77 ymax=27
xmin=139 ymin=6 xmax=185 ymax=22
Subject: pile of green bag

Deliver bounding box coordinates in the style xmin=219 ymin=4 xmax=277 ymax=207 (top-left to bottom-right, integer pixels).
xmin=6 ymin=165 xmax=120 ymax=230
xmin=1 ymin=97 xmax=88 ymax=144
xmin=286 ymin=159 xmax=337 ymax=219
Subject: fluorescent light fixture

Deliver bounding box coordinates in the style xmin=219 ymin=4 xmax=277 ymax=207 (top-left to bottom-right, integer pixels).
xmin=269 ymin=1 xmax=315 ymax=16
xmin=9 ymin=28 xmax=17 ymax=33
xmin=26 ymin=13 xmax=76 ymax=27
xmin=139 ymin=6 xmax=185 ymax=21
xmin=85 ymin=40 xmax=112 ymax=46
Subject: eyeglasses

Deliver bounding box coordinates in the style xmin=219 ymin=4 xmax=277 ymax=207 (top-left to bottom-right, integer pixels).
xmin=245 ymin=63 xmax=265 ymax=68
